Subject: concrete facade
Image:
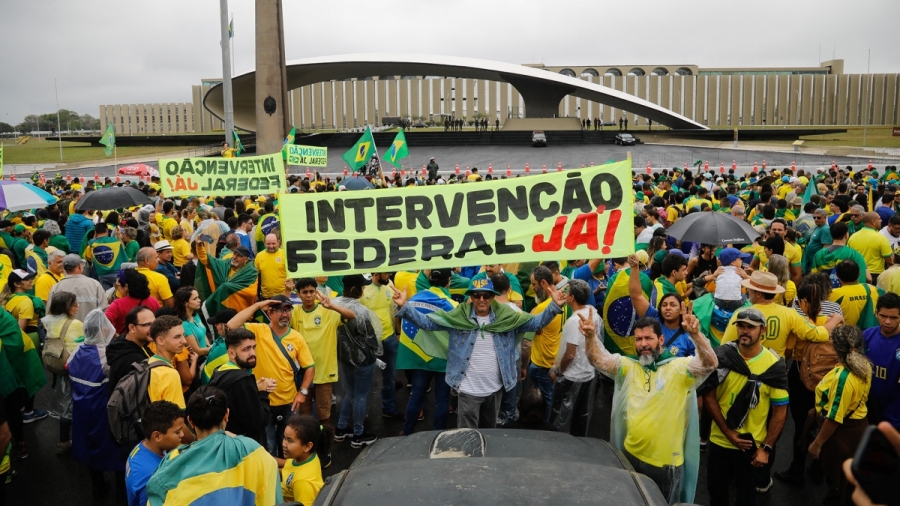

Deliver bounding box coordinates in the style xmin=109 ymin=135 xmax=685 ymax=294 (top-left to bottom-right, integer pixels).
xmin=101 ymin=58 xmax=899 ymax=134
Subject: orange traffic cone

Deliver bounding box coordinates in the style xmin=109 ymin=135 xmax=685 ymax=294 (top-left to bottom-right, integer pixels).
xmin=646 ymin=161 xmax=652 ymax=174
xmin=791 ymin=161 xmax=796 ymax=171
xmin=542 ymin=165 xmax=547 ymax=174
xmin=116 ymin=174 xmax=120 ymax=183
xmin=10 ymin=174 xmax=16 ymax=181
xmin=720 ymin=162 xmax=725 ymax=173
xmin=66 ymin=172 xmax=71 ymax=183
xmin=868 ymin=160 xmax=874 ymax=170
xmin=831 ymin=160 xmax=837 ymax=170
xmin=557 ymin=162 xmax=562 ymax=172
xmin=507 ymin=166 xmax=512 ymax=177
xmin=488 ymin=163 xmax=493 ymax=174
xmin=525 ymin=163 xmax=530 ymax=174
xmin=343 ymin=167 xmax=348 ymax=176
xmin=704 ymin=161 xmax=709 ymax=171
xmin=455 ymin=164 xmax=460 ymax=175
xmin=762 ymin=159 xmax=767 ymax=169
xmin=753 ymin=162 xmax=758 ymax=173
xmin=732 ymin=160 xmax=737 ymax=170
xmin=94 ymin=171 xmax=99 ymax=182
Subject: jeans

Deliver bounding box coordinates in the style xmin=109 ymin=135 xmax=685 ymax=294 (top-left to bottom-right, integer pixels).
xmin=625 ymin=450 xmax=683 ymax=505
xmin=265 ymin=403 xmax=294 ymax=458
xmin=708 ymin=443 xmax=757 ymax=506
xmin=402 ymin=370 xmax=451 ymax=435
xmin=528 ymin=363 xmax=554 ymax=423
xmin=380 ymin=335 xmax=399 ymax=414
xmin=456 ymin=390 xmax=503 ymax=429
xmin=337 ymin=362 xmax=375 ymax=436
xmin=498 ymin=378 xmax=521 ymax=425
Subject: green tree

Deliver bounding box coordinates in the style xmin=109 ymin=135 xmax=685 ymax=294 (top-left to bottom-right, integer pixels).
xmin=0 ymin=122 xmax=13 ymax=134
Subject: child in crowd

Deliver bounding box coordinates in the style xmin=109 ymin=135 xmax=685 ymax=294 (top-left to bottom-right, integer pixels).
xmin=711 ymin=247 xmax=751 ymax=310
xmin=281 ymin=415 xmax=330 ymax=505
xmin=125 ymin=401 xmax=186 ymax=506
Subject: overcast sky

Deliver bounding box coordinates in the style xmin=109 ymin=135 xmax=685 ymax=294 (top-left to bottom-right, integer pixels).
xmin=2 ymin=0 xmax=898 ymax=125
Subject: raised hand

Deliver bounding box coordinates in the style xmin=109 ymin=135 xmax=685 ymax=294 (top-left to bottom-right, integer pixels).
xmin=682 ymin=305 xmax=700 ymax=335
xmin=627 ymin=255 xmax=639 ymax=269
xmin=578 ymin=307 xmax=596 ymax=338
xmin=546 ymin=283 xmax=568 ymax=307
xmin=314 ymin=290 xmax=333 ymax=309
xmin=390 ymin=285 xmax=408 ymax=307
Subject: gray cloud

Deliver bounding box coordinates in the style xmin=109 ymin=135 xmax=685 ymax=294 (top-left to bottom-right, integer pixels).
xmin=2 ymin=0 xmax=898 ymax=125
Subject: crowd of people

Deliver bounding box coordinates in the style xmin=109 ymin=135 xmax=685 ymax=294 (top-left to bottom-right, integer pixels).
xmin=0 ymin=162 xmax=898 ymax=506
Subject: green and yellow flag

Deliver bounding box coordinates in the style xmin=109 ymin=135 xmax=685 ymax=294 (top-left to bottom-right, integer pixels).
xmin=384 ymin=129 xmax=409 ymax=169
xmin=802 ymin=174 xmax=819 ymax=205
xmin=233 ymin=130 xmax=243 ymax=157
xmin=281 ymin=126 xmax=295 ymax=160
xmin=341 ymin=126 xmax=376 ymax=172
xmin=99 ymin=122 xmax=115 ymax=157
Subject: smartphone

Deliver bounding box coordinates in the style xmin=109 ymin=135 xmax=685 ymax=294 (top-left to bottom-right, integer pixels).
xmin=199 ymin=234 xmax=213 ymax=244
xmin=851 ymin=426 xmax=900 ymax=505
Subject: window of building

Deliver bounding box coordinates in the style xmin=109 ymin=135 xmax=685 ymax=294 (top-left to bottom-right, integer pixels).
xmin=559 ymin=68 xmax=576 ymax=77
xmin=651 ymin=67 xmax=669 ymax=76
xmin=675 ymin=67 xmax=693 ymax=76
xmin=604 ymin=68 xmax=623 ymax=77
xmin=581 ymin=68 xmax=599 ymax=77
xmin=627 ymin=68 xmax=646 ymax=76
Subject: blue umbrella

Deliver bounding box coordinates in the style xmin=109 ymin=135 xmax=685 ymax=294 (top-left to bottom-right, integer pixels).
xmin=0 ymin=181 xmax=58 ymax=211
xmin=342 ymin=176 xmax=374 ymax=191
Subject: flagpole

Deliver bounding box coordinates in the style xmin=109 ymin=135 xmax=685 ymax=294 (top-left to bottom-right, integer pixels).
xmin=55 ymin=78 xmax=63 ymax=161
xmin=369 ymin=127 xmax=386 ymax=183
xmin=219 ymin=0 xmax=235 ymax=149
xmin=230 ymin=15 xmax=235 ymax=78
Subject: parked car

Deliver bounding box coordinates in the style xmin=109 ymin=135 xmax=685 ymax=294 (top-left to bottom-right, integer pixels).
xmin=602 ymin=120 xmax=617 ymax=127
xmin=532 ymin=130 xmax=547 ymax=147
xmin=615 ymin=133 xmax=636 ymax=146
xmin=314 ymin=428 xmax=686 ymax=506
xmin=412 ymin=120 xmax=427 ymax=128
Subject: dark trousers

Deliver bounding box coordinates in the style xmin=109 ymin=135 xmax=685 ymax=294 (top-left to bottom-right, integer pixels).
xmin=3 ymin=389 xmax=25 ymax=442
xmin=625 ymin=450 xmax=683 ymax=504
xmin=550 ymin=376 xmax=596 ymax=436
xmin=787 ymin=360 xmax=815 ymax=471
xmin=528 ymin=364 xmax=553 ymax=422
xmin=266 ymin=403 xmax=294 ymax=458
xmin=708 ymin=443 xmax=757 ymax=506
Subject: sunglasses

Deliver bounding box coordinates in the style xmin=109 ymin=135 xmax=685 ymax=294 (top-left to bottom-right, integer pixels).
xmin=470 ymin=292 xmax=495 ymax=300
xmin=736 ymin=311 xmax=764 ymax=325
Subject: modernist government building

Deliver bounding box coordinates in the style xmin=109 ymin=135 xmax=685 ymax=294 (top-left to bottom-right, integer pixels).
xmin=98 ymin=58 xmax=900 ymax=134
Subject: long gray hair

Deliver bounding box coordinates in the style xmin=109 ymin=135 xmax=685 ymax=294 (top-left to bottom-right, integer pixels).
xmin=830 ymin=325 xmax=872 ymax=380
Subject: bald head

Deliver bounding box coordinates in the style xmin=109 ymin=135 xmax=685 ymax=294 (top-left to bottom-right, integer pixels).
xmin=264 ymin=233 xmax=280 ymax=253
xmin=863 ymin=212 xmax=881 ymax=229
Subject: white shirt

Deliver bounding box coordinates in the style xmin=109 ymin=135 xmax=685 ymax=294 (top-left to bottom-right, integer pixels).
xmin=556 ymin=307 xmax=601 ymax=383
xmin=458 ymin=314 xmax=503 ymax=397
xmin=714 ymin=265 xmax=743 ymax=301
xmin=879 ymin=226 xmax=900 ymax=248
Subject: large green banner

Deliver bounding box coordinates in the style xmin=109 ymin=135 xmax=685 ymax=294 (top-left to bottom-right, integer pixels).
xmin=279 ymin=160 xmax=635 ymax=277
xmin=159 ymin=153 xmax=286 ymax=197
xmin=286 ymin=145 xmax=327 ymax=166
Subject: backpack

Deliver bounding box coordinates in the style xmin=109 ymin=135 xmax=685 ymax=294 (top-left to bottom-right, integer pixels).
xmin=800 ymin=341 xmax=839 ymax=391
xmin=337 ymin=318 xmax=378 ymax=369
xmin=42 ymin=318 xmax=74 ymax=376
xmin=107 ymin=360 xmax=169 ymax=447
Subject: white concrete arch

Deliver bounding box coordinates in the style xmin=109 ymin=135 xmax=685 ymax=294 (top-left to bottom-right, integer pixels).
xmin=203 ymin=53 xmax=707 ymax=131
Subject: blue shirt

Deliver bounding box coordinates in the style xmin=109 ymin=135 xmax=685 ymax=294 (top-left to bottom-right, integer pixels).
xmin=863 ymin=327 xmax=900 ymax=429
xmin=645 ymin=306 xmax=696 ymax=357
xmin=126 ymin=442 xmax=164 ymax=506
xmin=876 ymin=206 xmax=896 ymax=225
xmin=572 ymin=264 xmax=599 ymax=308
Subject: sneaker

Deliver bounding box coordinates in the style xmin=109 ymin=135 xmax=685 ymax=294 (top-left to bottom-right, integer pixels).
xmin=320 ymin=452 xmax=332 ymax=469
xmin=333 ymin=427 xmax=352 ymax=442
xmin=12 ymin=442 xmax=27 ymax=460
xmin=755 ymin=477 xmax=774 ymax=493
xmin=381 ymin=410 xmax=405 ymax=421
xmin=350 ymin=432 xmax=378 ymax=448
xmin=418 ymin=409 xmax=425 ymax=421
xmin=774 ymin=469 xmax=804 ymax=486
xmin=22 ymin=409 xmax=48 ymax=424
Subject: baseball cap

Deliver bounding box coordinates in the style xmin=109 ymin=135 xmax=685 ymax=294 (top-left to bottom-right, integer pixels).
xmin=718 ymin=247 xmax=751 ymax=266
xmin=208 ymin=308 xmax=238 ymax=325
xmin=732 ymin=308 xmax=766 ymax=327
xmin=233 ymin=246 xmax=251 ymax=257
xmin=13 ymin=224 xmax=25 ymax=233
xmin=154 ymin=240 xmax=172 ymax=252
xmin=782 ymin=176 xmax=790 ymax=183
xmin=62 ymin=254 xmax=84 ymax=271
xmin=267 ymin=294 xmax=294 ymax=311
xmin=465 ymin=278 xmax=500 ymax=296
xmin=342 ymin=274 xmax=373 ymax=289
xmin=8 ymin=269 xmax=35 ymax=283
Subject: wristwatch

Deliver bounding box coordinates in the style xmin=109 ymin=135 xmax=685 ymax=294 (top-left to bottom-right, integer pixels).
xmin=300 ymin=388 xmax=309 ymax=396
xmin=761 ymin=444 xmax=773 ymax=454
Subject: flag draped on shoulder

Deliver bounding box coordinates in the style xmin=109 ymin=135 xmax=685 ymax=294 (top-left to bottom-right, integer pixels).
xmin=384 ymin=129 xmax=409 ymax=169
xmin=233 ymin=130 xmax=243 ymax=157
xmin=146 ymin=431 xmax=282 ymax=506
xmin=0 ymin=308 xmax=46 ymax=398
xmin=281 ymin=126 xmax=296 ymax=160
xmin=341 ymin=126 xmax=376 ymax=172
xmin=99 ymin=122 xmax=115 ymax=157
xmin=194 ymin=241 xmax=258 ymax=318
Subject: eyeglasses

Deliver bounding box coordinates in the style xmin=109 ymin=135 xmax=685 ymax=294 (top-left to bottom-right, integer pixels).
xmin=643 ymin=369 xmax=651 ymax=393
xmin=270 ymin=307 xmax=292 ymax=314
xmin=135 ymin=322 xmax=153 ymax=328
xmin=470 ymin=293 xmax=495 ymax=300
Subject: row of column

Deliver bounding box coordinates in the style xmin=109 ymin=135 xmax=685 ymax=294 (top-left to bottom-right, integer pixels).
xmin=99 ymin=103 xmax=195 ymax=135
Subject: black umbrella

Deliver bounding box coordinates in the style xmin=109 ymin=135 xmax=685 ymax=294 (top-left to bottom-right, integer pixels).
xmin=342 ymin=176 xmax=374 ymax=191
xmin=663 ymin=212 xmax=760 ymax=246
xmin=75 ymin=186 xmax=153 ymax=211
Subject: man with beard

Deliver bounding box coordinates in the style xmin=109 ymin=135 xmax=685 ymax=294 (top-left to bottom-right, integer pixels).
xmin=209 ymin=328 xmax=275 ymax=448
xmin=107 ymin=306 xmax=155 ymax=392
xmin=701 ymin=308 xmax=789 ymax=503
xmin=582 ymin=310 xmax=717 ymax=504
xmin=227 ymin=295 xmax=314 ymax=458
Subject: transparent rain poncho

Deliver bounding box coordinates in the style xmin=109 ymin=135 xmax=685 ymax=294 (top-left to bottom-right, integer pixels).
xmin=82 ymin=309 xmax=117 ymax=377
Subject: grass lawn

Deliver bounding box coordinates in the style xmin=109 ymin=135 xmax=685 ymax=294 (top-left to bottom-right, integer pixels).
xmin=1 ymin=139 xmax=189 ymax=164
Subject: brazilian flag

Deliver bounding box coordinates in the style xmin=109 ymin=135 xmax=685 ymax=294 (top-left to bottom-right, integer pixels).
xmin=602 ymin=268 xmax=651 ymax=356
xmin=99 ymin=122 xmax=115 ymax=157
xmin=0 ymin=308 xmax=46 ymax=398
xmin=341 ymin=126 xmax=376 ymax=172
xmin=86 ymin=235 xmax=125 ymax=276
xmin=415 ymin=270 xmax=470 ymax=304
xmin=693 ymin=293 xmax=749 ymax=347
xmin=233 ymin=130 xmax=244 ymax=157
xmin=384 ymin=129 xmax=409 ymax=169
xmin=194 ymin=241 xmax=259 ymax=318
xmin=396 ymin=287 xmax=457 ymax=372
xmin=146 ymin=431 xmax=282 ymax=506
